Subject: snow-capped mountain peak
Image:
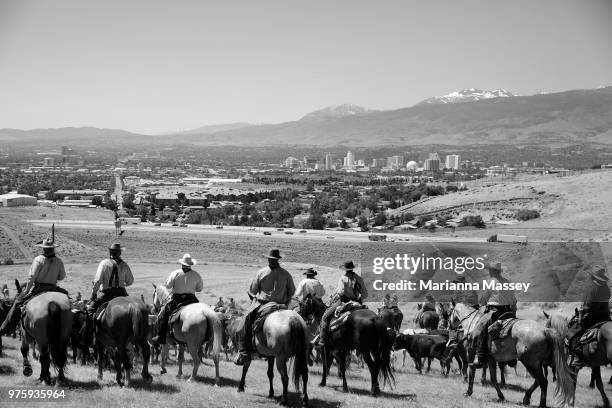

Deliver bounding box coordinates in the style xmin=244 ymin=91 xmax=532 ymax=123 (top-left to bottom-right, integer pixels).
xmin=301 ymin=104 xmax=371 ymax=120
xmin=418 ymin=88 xmax=517 ymax=105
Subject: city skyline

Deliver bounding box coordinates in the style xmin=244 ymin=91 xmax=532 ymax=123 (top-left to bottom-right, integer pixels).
xmin=1 ymin=0 xmax=611 ymax=134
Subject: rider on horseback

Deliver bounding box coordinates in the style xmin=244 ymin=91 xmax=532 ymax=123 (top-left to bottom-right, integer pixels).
xmin=316 ymin=260 xmax=367 ymax=346
xmin=470 ymin=262 xmax=517 ymax=369
xmin=151 ymin=254 xmax=202 ymax=345
xmin=568 ymin=265 xmax=611 ymax=367
xmin=233 ymin=248 xmax=296 ymax=366
xmin=89 ymin=243 xmax=133 ymax=314
xmin=0 ymin=238 xmax=68 ymax=336
xmin=295 ymin=268 xmax=325 ymax=302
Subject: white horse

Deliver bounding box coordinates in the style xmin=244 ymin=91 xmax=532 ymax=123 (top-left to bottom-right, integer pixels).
xmin=152 ymin=284 xmax=223 ymax=383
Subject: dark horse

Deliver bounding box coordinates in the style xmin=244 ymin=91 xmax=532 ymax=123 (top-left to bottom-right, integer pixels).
xmin=378 ymin=307 xmax=403 ymax=333
xmin=319 ymin=308 xmax=395 ymax=396
xmin=415 ymin=304 xmax=439 ymax=331
xmin=0 ymin=298 xmax=12 ymax=354
xmin=290 ymin=295 xmax=327 ymax=364
xmin=567 ymin=309 xmax=612 ymax=408
xmin=92 ymin=296 xmax=152 ymax=386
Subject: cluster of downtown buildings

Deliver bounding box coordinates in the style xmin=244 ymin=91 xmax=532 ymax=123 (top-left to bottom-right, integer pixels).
xmin=283 ymin=151 xmax=461 ymax=173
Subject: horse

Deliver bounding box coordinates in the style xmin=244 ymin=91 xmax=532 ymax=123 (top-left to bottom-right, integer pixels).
xmin=566 ymin=308 xmax=612 ymax=408
xmin=436 ymin=302 xmax=451 ymax=330
xmin=319 ymin=308 xmax=395 ymax=396
xmin=152 ymin=284 xmax=223 ymax=383
xmin=19 ymin=291 xmax=73 ymax=385
xmin=378 ymin=306 xmax=403 ymax=333
xmin=0 ymin=298 xmax=12 ymax=354
xmin=449 ymin=301 xmax=574 ymax=408
xmin=237 ymin=306 xmax=309 ymax=406
xmin=415 ymin=304 xmax=439 ymax=330
xmin=92 ymin=296 xmax=153 ymax=386
xmin=71 ymin=309 xmax=94 ymax=365
xmin=290 ymin=295 xmax=326 ymax=365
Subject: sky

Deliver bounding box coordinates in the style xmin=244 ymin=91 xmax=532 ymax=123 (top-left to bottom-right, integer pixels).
xmin=0 ymin=0 xmax=611 ymax=134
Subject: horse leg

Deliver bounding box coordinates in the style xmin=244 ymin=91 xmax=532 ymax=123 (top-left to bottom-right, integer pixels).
xmin=590 ymin=369 xmax=596 ymax=388
xmin=96 ymin=343 xmax=104 ymax=380
xmin=266 ymin=357 xmax=275 ymax=398
xmin=114 ymin=346 xmax=125 ymax=386
xmin=237 ymin=359 xmax=251 ymax=392
xmin=402 ymin=349 xmax=407 ymax=367
xmin=426 ymin=357 xmax=432 ymax=374
xmin=276 ymin=356 xmax=289 ymax=405
xmin=139 ymin=339 xmax=152 ymax=384
xmin=522 ymin=362 xmax=548 ymax=408
xmin=487 ymin=360 xmax=505 ymax=402
xmin=500 ymin=364 xmax=506 ymax=388
xmin=177 ymin=344 xmax=185 ymax=378
xmin=319 ymin=347 xmax=330 ymax=387
xmin=592 ymin=365 xmax=610 ymax=408
xmin=337 ymin=351 xmax=349 ymax=393
xmin=481 ymin=364 xmax=487 ymax=385
xmin=465 ymin=365 xmax=477 ymax=397
xmin=39 ymin=347 xmax=52 ymax=385
xmin=361 ymin=349 xmax=380 ymax=396
xmin=21 ymin=337 xmax=33 ymax=377
xmin=123 ymin=345 xmax=133 ymax=385
xmin=160 ymin=344 xmax=168 ymax=374
xmin=187 ymin=342 xmax=200 ymax=382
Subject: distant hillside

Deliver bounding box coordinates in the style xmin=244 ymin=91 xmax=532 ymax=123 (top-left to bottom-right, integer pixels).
xmin=2 ymin=87 xmax=612 ymax=148
xmin=417 ymin=88 xmax=516 ymax=105
xmin=178 ymin=122 xmax=254 ymax=135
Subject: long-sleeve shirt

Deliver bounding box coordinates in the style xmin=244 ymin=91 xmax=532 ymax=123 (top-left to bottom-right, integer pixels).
xmin=249 ymin=266 xmax=295 ymax=305
xmin=29 ymin=255 xmax=65 ymax=285
xmin=334 ymin=272 xmax=367 ymax=302
xmin=92 ymin=259 xmax=134 ymax=293
xmin=294 ymin=278 xmax=325 ymax=300
xmin=165 ymin=268 xmax=203 ymax=295
xmin=582 ymin=281 xmax=611 ymax=315
xmin=479 ymin=276 xmax=517 ymax=307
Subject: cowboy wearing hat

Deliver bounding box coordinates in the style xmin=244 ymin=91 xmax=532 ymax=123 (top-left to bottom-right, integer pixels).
xmin=234 ymin=248 xmax=295 ymax=365
xmin=151 ymin=254 xmax=203 ymax=345
xmin=89 ymin=243 xmax=134 ymax=313
xmin=451 ymin=274 xmax=479 ymax=309
xmin=294 ymin=268 xmax=325 ymax=303
xmin=0 ymin=238 xmax=68 ymax=336
xmin=569 ymin=265 xmax=611 ymax=367
xmin=316 ymin=260 xmax=367 ymax=346
xmin=471 ymin=261 xmax=517 ymax=368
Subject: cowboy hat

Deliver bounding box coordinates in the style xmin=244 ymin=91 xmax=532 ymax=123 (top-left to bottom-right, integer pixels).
xmin=304 ymin=268 xmax=317 ymax=276
xmin=340 ymin=261 xmax=356 ymax=271
xmin=109 ymin=243 xmax=124 ymax=251
xmin=36 ymin=238 xmax=58 ymax=248
xmin=264 ymin=248 xmax=282 ymax=260
xmin=486 ymin=262 xmax=503 ymax=273
xmin=589 ymin=265 xmax=609 ymax=283
xmin=178 ymin=254 xmax=197 ymax=266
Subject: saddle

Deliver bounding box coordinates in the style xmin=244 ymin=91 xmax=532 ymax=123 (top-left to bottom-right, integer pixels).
xmin=579 ymin=321 xmax=607 ymax=345
xmin=253 ymin=302 xmax=286 ymax=336
xmin=488 ymin=317 xmax=519 ymax=341
xmin=93 ymin=302 xmax=110 ymax=323
xmin=330 ymin=301 xmax=366 ymax=333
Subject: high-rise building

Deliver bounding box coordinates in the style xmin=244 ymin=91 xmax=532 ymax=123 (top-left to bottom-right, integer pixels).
xmin=346 ymin=151 xmax=354 ymax=167
xmin=424 ymin=158 xmax=441 ymax=172
xmin=428 ymin=152 xmax=440 ymax=161
xmin=445 ymin=154 xmax=460 ymax=170
xmin=387 ymin=155 xmax=404 ymax=169
xmin=324 ymin=154 xmax=335 ymax=170
xmin=43 ymin=157 xmax=55 ymax=167
xmin=284 ymin=156 xmax=299 ymax=168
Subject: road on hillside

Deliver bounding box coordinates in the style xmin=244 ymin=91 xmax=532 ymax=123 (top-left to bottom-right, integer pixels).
xmin=27 ymin=219 xmax=485 ymax=244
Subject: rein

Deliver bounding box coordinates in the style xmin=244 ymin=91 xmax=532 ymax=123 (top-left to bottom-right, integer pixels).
xmin=451 ymin=307 xmax=479 ymax=331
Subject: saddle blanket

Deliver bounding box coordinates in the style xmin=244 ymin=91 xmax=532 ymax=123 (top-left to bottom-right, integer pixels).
xmin=402 ymin=328 xmax=429 ymax=335
xmin=579 ymin=321 xmax=607 ymax=345
xmin=488 ymin=318 xmax=519 ymax=340
xmin=329 ymin=302 xmax=366 ymax=332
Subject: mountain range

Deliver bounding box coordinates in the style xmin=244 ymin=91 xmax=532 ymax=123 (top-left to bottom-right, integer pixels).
xmin=1 ymin=87 xmax=611 ymax=148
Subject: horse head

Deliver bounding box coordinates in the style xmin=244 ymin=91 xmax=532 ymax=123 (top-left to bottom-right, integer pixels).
xmin=152 ymin=283 xmax=169 ymax=313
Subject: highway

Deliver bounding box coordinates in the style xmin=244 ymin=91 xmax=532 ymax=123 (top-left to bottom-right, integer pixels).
xmin=27 ymin=219 xmax=486 ymax=244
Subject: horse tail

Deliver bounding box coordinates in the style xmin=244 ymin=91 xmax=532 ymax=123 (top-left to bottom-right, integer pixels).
xmin=289 ymin=315 xmax=308 ymax=392
xmin=375 ymin=318 xmax=395 ymax=388
xmin=202 ymin=307 xmax=223 ymax=362
xmin=545 ymin=328 xmax=575 ymax=406
xmin=48 ymin=301 xmax=68 ymax=371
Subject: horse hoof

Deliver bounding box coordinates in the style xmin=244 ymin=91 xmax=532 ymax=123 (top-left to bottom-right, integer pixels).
xmin=268 ymin=392 xmax=274 ymax=398
xmin=497 ymin=397 xmax=505 ymax=403
xmin=160 ymin=368 xmax=167 ymax=375
xmin=143 ymin=374 xmax=153 ymax=384
xmin=464 ymin=392 xmax=472 ymax=398
xmin=237 ymin=386 xmax=245 ymax=393
xmin=318 ymin=382 xmax=326 ymax=387
xmin=23 ymin=366 xmax=33 ymax=377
